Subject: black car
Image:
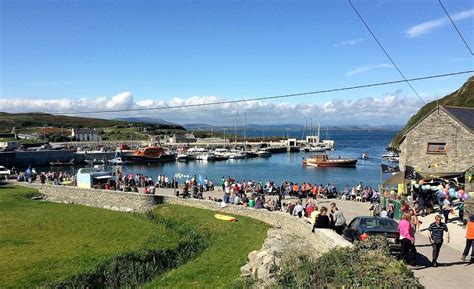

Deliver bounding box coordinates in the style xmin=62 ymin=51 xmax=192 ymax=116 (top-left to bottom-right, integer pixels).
xmin=342 ymin=216 xmax=401 ymax=256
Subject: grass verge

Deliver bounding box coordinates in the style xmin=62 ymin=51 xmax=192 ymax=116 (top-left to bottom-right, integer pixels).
xmin=145 ymin=204 xmax=270 ymax=289
xmin=0 ymin=185 xmax=270 ymax=288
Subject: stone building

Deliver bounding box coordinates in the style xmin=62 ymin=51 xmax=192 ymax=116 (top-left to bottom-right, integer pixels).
xmin=169 ymin=132 xmax=196 ymax=143
xmin=71 ymin=128 xmax=102 ymax=142
xmin=397 ymin=105 xmax=474 ymax=213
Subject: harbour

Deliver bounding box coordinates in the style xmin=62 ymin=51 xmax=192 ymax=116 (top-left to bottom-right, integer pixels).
xmin=3 ymin=130 xmax=398 ymax=189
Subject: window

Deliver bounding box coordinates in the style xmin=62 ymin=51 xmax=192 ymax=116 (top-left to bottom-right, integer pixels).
xmin=427 ymin=143 xmax=447 ymax=154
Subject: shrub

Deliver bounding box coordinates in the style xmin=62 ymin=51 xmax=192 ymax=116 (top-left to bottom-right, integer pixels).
xmin=274 ymin=236 xmax=422 ymax=288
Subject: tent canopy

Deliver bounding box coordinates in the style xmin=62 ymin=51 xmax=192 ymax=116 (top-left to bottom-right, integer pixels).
xmin=383 ymin=172 xmax=408 ymax=186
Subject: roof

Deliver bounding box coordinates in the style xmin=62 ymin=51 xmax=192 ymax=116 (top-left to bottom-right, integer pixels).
xmin=398 ymin=105 xmax=474 ymax=145
xmin=442 ymin=106 xmax=474 ymax=133
xmin=74 ymin=128 xmax=99 ymax=135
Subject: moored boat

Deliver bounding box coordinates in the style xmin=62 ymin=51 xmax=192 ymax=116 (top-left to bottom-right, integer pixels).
xmin=122 ymin=146 xmax=176 ymax=163
xmin=303 ymin=154 xmax=357 ymax=167
xmin=108 ymin=157 xmax=126 ymax=165
xmin=256 ymin=149 xmax=272 ymax=158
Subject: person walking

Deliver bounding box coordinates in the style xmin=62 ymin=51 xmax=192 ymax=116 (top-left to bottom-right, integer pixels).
xmin=330 ymin=203 xmax=346 ymax=235
xmin=461 ymin=214 xmax=474 ymax=263
xmin=398 ymin=213 xmax=416 ymax=266
xmin=428 ymin=215 xmax=450 ymax=267
xmin=441 ymin=195 xmax=452 ymax=224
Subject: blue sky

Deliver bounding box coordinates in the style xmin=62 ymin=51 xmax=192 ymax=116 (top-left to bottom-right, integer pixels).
xmin=1 ymin=0 xmax=473 ymax=125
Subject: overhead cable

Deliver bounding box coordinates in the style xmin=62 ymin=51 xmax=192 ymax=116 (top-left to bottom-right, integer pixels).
xmin=438 ymin=0 xmax=474 ymax=56
xmin=348 ymin=0 xmax=426 ymax=104
xmin=55 ymin=70 xmax=473 ymax=115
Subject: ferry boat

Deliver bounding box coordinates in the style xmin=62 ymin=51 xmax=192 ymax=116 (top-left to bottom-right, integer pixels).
xmin=122 ymin=146 xmax=176 ymax=163
xmin=302 ymin=154 xmax=357 ymax=167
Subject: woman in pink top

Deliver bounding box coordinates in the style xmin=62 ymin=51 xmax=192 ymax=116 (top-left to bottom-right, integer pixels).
xmin=398 ymin=213 xmax=416 ymax=266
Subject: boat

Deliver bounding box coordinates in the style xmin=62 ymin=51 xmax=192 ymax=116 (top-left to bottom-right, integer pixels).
xmin=227 ymin=149 xmax=247 ymax=159
xmin=265 ymin=146 xmax=287 ymax=154
xmin=195 ymin=153 xmax=215 ymax=161
xmin=382 ymin=151 xmax=399 ymax=159
xmin=50 ymin=159 xmax=75 ymax=166
xmin=361 ymin=153 xmax=369 ymax=159
xmin=176 ymin=153 xmax=189 ymax=162
xmin=185 ymin=147 xmax=209 ymax=160
xmin=108 ymin=157 xmax=126 ymax=165
xmin=288 ymin=146 xmax=301 ymax=153
xmin=387 ymin=156 xmax=399 ymax=163
xmin=256 ymin=149 xmax=272 ymax=158
xmin=122 ymin=146 xmax=176 ymax=163
xmin=244 ymin=151 xmax=259 ymax=158
xmin=307 ymin=145 xmax=326 ymax=152
xmin=302 ymin=154 xmax=357 ymax=167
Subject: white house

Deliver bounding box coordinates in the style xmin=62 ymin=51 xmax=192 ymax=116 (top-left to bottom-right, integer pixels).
xmin=71 ymin=128 xmax=102 ymax=142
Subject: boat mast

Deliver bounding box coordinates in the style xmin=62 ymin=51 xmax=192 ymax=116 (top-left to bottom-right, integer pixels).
xmin=234 ymin=111 xmax=238 ymax=145
xmin=244 ymin=112 xmax=246 ymax=148
xmin=317 ymin=120 xmax=321 ymax=144
xmin=301 ymin=119 xmax=307 ymax=141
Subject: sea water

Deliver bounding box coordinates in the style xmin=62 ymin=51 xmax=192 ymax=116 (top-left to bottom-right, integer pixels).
xmin=109 ymin=129 xmax=397 ymax=189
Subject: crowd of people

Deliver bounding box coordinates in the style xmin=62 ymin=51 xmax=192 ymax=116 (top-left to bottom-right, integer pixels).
xmin=8 ymin=166 xmax=474 ymax=266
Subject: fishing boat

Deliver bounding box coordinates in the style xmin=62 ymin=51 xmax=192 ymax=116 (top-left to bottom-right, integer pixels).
xmin=108 ymin=157 xmax=126 ymax=165
xmin=302 ymin=154 xmax=357 ymax=167
xmin=122 ymin=146 xmax=176 ymax=163
xmin=227 ymin=149 xmax=247 ymax=159
xmin=256 ymin=149 xmax=272 ymax=158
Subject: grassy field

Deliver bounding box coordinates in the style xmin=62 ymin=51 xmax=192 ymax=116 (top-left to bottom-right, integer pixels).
xmin=0 ymin=185 xmax=180 ymax=287
xmin=0 ymin=185 xmax=269 ymax=288
xmin=147 ymin=205 xmax=270 ymax=288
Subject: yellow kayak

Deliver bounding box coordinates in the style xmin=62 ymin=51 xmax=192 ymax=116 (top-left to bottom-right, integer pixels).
xmin=214 ymin=214 xmax=236 ymax=222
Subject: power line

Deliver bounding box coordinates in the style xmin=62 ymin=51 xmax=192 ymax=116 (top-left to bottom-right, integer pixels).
xmin=438 ymin=0 xmax=474 ymax=56
xmin=55 ymin=70 xmax=472 ymax=115
xmin=348 ymin=0 xmax=426 ymax=105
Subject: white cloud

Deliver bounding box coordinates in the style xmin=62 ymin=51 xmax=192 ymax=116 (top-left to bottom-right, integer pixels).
xmin=346 ymin=63 xmax=393 ymax=76
xmin=0 ymin=90 xmax=424 ymax=125
xmin=333 ymin=38 xmax=364 ymax=47
xmin=405 ymin=8 xmax=474 ymax=38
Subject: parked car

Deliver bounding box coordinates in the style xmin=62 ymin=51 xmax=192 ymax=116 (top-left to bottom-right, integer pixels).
xmin=0 ymin=166 xmax=11 ymax=182
xmin=342 ymin=216 xmax=401 ymax=256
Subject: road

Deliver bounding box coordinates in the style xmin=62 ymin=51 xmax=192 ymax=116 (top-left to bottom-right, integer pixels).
xmin=317 ymin=199 xmax=473 ymax=289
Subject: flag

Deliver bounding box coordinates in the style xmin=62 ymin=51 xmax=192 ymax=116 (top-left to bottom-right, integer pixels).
xmin=24 ymin=165 xmax=32 ymax=177
xmin=381 ymin=164 xmax=400 ymax=174
xmin=404 ymin=165 xmax=422 ymax=180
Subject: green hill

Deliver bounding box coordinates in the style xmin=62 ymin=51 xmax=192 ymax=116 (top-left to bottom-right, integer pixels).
xmin=0 ymin=112 xmax=185 ymax=132
xmin=389 ymin=76 xmax=474 ymax=148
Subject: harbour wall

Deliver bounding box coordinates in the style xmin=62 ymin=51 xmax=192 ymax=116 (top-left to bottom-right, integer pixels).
xmin=19 ymin=183 xmax=351 ymax=252
xmin=0 ymin=150 xmax=84 ymax=167
xmin=0 ymin=151 xmax=119 ymax=167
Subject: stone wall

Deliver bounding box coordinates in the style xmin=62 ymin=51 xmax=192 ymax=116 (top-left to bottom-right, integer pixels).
xmin=399 ymin=108 xmax=474 ymax=173
xmin=19 ymin=183 xmax=351 ymax=252
xmin=21 ymin=183 xmax=162 ymax=213
xmin=164 ymin=196 xmax=352 ymax=252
